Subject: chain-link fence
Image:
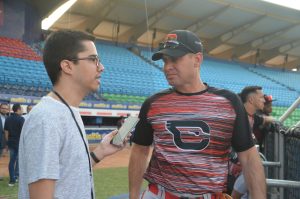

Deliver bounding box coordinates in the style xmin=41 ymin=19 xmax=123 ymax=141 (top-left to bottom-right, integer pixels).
xmin=265 ymin=122 xmax=300 ymax=199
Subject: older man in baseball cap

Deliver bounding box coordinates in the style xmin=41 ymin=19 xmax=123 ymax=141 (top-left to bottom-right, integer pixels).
xmin=129 ymin=30 xmax=266 ymax=199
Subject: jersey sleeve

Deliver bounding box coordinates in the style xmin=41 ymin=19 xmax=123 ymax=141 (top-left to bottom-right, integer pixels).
xmin=231 ymin=95 xmax=254 ymax=152
xmin=132 ymin=98 xmax=154 ymax=146
xmin=21 ymin=114 xmax=61 ymax=184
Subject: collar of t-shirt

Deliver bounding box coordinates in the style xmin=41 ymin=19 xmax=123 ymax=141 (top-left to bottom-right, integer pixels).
xmin=174 ymin=83 xmax=209 ymax=96
xmin=45 ymin=96 xmax=80 ymax=112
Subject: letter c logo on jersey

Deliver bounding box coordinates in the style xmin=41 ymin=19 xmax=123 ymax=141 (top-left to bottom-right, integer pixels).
xmin=166 ymin=120 xmax=210 ymax=151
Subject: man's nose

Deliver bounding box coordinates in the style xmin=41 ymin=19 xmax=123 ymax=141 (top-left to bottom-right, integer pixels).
xmin=98 ymin=63 xmax=104 ymax=72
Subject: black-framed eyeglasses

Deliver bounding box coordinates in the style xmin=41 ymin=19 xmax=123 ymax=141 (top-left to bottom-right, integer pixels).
xmin=159 ymin=40 xmax=197 ymax=54
xmin=70 ymin=56 xmax=101 ymax=67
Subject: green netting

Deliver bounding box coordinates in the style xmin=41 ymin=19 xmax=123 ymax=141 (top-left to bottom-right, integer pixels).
xmin=284 ymin=136 xmax=300 ymax=198
xmin=272 ymin=107 xmax=300 ymax=127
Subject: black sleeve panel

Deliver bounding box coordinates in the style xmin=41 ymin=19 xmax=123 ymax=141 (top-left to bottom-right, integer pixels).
xmin=253 ymin=113 xmax=264 ymax=128
xmin=209 ymin=87 xmax=254 ymax=152
xmin=131 ymin=97 xmax=153 ymax=146
xmin=132 ymin=89 xmax=173 ymax=146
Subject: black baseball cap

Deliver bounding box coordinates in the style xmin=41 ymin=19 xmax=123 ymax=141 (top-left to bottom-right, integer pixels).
xmin=152 ymin=30 xmax=203 ymax=61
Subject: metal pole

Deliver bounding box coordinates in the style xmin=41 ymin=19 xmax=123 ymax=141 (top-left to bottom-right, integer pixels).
xmin=262 ymin=161 xmax=281 ymax=167
xmin=278 ymin=97 xmax=300 ymax=123
xmin=277 ymin=96 xmax=300 ymax=199
xmin=296 ymin=120 xmax=300 ymax=127
xmin=267 ymin=179 xmax=300 ymax=188
xmin=278 ymin=133 xmax=285 ymax=199
xmin=274 ymin=132 xmax=279 ymax=179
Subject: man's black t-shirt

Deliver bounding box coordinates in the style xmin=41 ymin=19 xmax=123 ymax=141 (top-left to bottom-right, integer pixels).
xmin=4 ymin=113 xmax=24 ymax=149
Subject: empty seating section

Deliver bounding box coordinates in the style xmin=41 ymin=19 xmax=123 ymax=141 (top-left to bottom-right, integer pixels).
xmin=249 ymin=66 xmax=300 ymax=92
xmin=0 ymin=56 xmax=51 ymax=96
xmin=0 ymin=37 xmax=41 ymax=61
xmin=0 ymin=39 xmax=298 ymax=107
xmin=0 ymin=56 xmax=104 ymax=101
xmin=141 ymin=49 xmax=298 ymax=107
xmin=141 ymin=50 xmax=164 ymax=69
xmin=200 ymin=59 xmax=298 ymax=106
xmin=97 ymin=43 xmax=168 ymax=97
xmin=201 ymin=60 xmax=284 ymax=89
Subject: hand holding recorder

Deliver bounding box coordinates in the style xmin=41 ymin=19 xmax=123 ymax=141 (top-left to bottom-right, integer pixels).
xmin=90 ymin=116 xmax=139 ymax=165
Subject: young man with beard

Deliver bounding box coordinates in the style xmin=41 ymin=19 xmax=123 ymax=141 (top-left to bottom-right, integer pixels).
xmin=231 ymin=86 xmax=275 ymax=199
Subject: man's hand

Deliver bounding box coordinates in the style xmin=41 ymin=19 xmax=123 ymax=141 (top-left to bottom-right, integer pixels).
xmin=91 ymin=130 xmax=129 ymax=166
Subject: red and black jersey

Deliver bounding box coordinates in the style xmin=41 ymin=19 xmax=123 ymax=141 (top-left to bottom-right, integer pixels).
xmin=132 ymin=85 xmax=254 ymax=195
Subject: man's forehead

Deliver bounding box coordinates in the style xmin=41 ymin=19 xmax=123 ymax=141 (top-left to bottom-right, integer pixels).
xmin=162 ymin=54 xmax=183 ymax=60
xmin=79 ymin=40 xmax=97 ymax=52
xmin=162 ymin=54 xmax=172 ymax=59
xmin=257 ymin=90 xmax=264 ymax=95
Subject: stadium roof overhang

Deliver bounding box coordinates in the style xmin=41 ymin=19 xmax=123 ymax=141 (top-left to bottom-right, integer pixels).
xmin=32 ymin=0 xmax=300 ymax=70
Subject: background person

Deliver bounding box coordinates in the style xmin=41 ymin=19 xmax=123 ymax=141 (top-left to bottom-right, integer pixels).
xmin=23 ymin=105 xmax=33 ymax=120
xmin=253 ymin=95 xmax=276 ymax=151
xmin=231 ymin=87 xmax=275 ymax=199
xmin=4 ymin=103 xmax=24 ymax=186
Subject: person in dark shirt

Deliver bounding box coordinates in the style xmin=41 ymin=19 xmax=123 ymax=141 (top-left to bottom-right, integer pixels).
xmin=240 ymin=86 xmax=265 ymax=141
xmin=4 ymin=103 xmax=24 ymax=186
xmin=253 ymin=95 xmax=276 ymax=151
xmin=23 ymin=104 xmax=34 ymax=120
xmin=129 ymin=30 xmax=266 ymax=199
xmin=231 ymin=87 xmax=275 ymax=199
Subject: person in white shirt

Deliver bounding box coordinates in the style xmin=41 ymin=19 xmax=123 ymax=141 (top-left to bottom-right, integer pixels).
xmin=19 ymin=30 xmax=126 ymax=199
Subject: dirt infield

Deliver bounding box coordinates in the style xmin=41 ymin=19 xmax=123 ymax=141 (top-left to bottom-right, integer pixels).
xmin=94 ymin=145 xmax=132 ymax=169
xmin=0 ymin=145 xmax=132 ymax=177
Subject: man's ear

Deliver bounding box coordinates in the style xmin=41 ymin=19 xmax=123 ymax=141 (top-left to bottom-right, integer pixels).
xmin=60 ymin=60 xmax=73 ymax=75
xmin=248 ymin=95 xmax=255 ymax=105
xmin=195 ymin=53 xmax=203 ymax=68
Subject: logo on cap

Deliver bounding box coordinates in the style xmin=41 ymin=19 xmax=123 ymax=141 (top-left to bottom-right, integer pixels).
xmin=165 ymin=33 xmax=178 ymax=42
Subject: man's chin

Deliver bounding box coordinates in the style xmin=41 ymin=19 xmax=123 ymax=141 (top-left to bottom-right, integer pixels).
xmin=90 ymin=85 xmax=100 ymax=93
xmin=167 ymin=80 xmax=176 ymax=86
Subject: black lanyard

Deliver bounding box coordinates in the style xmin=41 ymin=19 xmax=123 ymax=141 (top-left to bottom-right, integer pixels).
xmin=52 ymin=91 xmax=94 ymax=199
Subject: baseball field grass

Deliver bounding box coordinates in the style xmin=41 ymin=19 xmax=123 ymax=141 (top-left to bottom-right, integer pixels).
xmin=0 ymin=167 xmax=146 ymax=199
